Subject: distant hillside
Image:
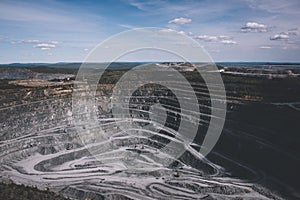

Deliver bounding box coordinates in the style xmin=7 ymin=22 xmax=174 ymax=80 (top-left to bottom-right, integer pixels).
xmin=0 ymin=62 xmax=82 ymax=69
xmin=0 ymin=62 xmax=147 ymax=70
xmin=27 ymin=66 xmax=78 ymax=74
xmin=0 ymin=67 xmax=75 ymax=80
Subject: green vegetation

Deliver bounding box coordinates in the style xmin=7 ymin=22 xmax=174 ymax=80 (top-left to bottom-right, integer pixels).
xmin=27 ymin=66 xmax=78 ymax=74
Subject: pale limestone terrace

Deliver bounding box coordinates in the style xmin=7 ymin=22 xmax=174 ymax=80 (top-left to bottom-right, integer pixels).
xmin=0 ymin=79 xmax=286 ymax=200
xmin=1 ymin=65 xmax=300 ymax=199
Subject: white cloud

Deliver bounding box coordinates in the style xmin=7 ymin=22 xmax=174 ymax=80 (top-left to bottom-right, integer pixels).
xmin=17 ymin=39 xmax=41 ymax=44
xmin=218 ymin=35 xmax=231 ymax=40
xmin=270 ymin=33 xmax=289 ymax=40
xmin=168 ymin=17 xmax=192 ymax=24
xmin=177 ymin=31 xmax=186 ymax=35
xmin=196 ymin=35 xmax=237 ymax=45
xmin=196 ymin=35 xmax=218 ymax=42
xmin=241 ymin=22 xmax=269 ymax=32
xmin=34 ymin=42 xmax=57 ymax=50
xmin=50 ymin=41 xmax=58 ymax=44
xmin=287 ymin=28 xmax=298 ymax=36
xmin=177 ymin=31 xmax=194 ymax=36
xmin=35 ymin=43 xmax=56 ymax=48
xmin=158 ymin=28 xmax=175 ymax=33
xmin=40 ymin=47 xmax=51 ymax=50
xmin=22 ymin=39 xmax=40 ymax=44
xmin=118 ymin=24 xmax=135 ymax=29
xmin=220 ymin=39 xmax=237 ymax=45
xmin=283 ymin=28 xmax=298 ymax=37
xmin=187 ymin=31 xmax=193 ymax=36
xmin=17 ymin=39 xmax=58 ymax=48
xmin=260 ymin=46 xmax=272 ymax=49
xmin=127 ymin=0 xmax=152 ymax=11
xmin=269 ymin=28 xmax=299 ymax=46
xmin=158 ymin=29 xmax=193 ymax=36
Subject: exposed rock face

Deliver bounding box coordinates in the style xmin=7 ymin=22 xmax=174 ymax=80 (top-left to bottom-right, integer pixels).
xmin=0 ymin=67 xmax=299 ymax=200
xmin=157 ymin=62 xmax=196 ymax=71
xmin=220 ymin=65 xmax=300 ymax=78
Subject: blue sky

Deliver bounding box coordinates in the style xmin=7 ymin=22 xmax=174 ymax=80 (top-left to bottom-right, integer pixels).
xmin=0 ymin=0 xmax=300 ymax=63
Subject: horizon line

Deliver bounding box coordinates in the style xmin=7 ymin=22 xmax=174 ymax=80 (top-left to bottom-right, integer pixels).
xmin=1 ymin=61 xmax=300 ymax=65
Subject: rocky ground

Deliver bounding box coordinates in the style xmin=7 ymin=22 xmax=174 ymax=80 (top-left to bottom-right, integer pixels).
xmin=0 ymin=182 xmax=69 ymax=200
xmin=0 ymin=64 xmax=299 ymax=199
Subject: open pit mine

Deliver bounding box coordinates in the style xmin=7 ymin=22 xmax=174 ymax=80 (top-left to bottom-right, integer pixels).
xmin=0 ymin=63 xmax=299 ymax=200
